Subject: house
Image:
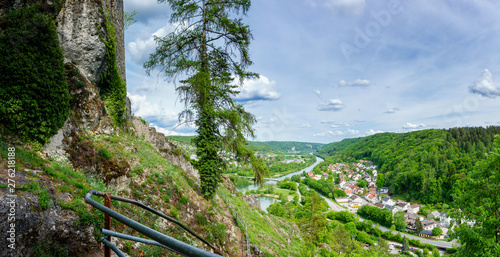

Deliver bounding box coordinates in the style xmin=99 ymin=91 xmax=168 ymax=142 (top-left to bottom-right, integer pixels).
xmin=368 ymin=187 xmax=377 ymax=194
xmin=419 ymin=229 xmax=443 ymax=239
xmin=379 ymin=187 xmax=389 ymax=194
xmin=384 ymin=205 xmax=398 ymax=215
xmin=396 ymin=202 xmax=410 ymax=212
xmin=322 ymin=173 xmax=329 ymax=180
xmin=407 ymin=204 xmax=420 ymax=214
xmin=422 ymin=219 xmax=438 ymax=230
xmin=382 ymin=197 xmax=395 ymax=206
xmin=339 ymin=179 xmax=346 ymax=189
xmin=364 ymin=193 xmax=378 ymax=203
xmin=336 ymin=197 xmax=349 ymax=204
xmin=368 ymin=181 xmax=376 ymax=188
xmin=374 ymin=203 xmax=385 ymax=209
xmin=349 ymin=195 xmax=364 ymax=209
xmin=344 ymin=189 xmax=353 ymax=195
xmin=405 ymin=213 xmax=420 ymax=224
xmin=440 ymin=212 xmax=452 ymax=223
xmin=307 ymin=171 xmax=321 ymax=180
xmin=372 ymin=170 xmax=378 ymax=177
xmin=427 ymin=211 xmax=440 ymax=220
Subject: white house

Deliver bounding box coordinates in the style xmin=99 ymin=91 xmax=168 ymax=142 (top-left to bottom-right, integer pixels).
xmin=364 ymin=193 xmax=378 ymax=204
xmin=384 ymin=205 xmax=398 ymax=215
xmin=422 ymin=219 xmax=438 ymax=230
xmin=336 ymin=197 xmax=349 ymax=204
xmin=407 ymin=204 xmax=420 ymax=214
xmin=427 ymin=211 xmax=440 ymax=220
xmin=339 ymin=179 xmax=346 ymax=189
xmin=396 ymin=202 xmax=410 ymax=212
xmin=379 ymin=187 xmax=389 ymax=194
xmin=440 ymin=212 xmax=452 ymax=224
xmin=382 ymin=197 xmax=395 ymax=206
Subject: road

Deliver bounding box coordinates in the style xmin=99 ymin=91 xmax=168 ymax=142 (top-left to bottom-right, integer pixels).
xmin=317 ymin=194 xmax=457 ymax=249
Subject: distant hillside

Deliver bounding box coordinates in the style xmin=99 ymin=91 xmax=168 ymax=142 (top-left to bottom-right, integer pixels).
xmin=318 ymin=126 xmax=500 ymax=204
xmin=167 ymin=136 xmax=324 ymax=153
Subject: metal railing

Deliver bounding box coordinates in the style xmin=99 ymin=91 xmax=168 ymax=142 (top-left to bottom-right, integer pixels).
xmin=84 ymin=190 xmax=223 ymax=257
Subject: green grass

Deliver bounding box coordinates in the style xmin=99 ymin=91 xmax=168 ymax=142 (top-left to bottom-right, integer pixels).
xmin=220 ymin=187 xmax=303 ymax=256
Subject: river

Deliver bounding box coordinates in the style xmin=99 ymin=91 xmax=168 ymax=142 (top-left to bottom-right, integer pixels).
xmin=236 ymin=155 xmax=324 ymax=211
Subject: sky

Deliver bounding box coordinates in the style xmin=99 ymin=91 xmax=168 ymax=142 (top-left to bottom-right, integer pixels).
xmin=123 ymin=0 xmax=500 ymax=144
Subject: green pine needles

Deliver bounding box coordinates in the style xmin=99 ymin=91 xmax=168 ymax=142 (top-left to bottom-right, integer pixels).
xmin=0 ymin=5 xmax=70 ymax=143
xmin=145 ymin=0 xmax=268 ymax=199
xmin=99 ymin=8 xmax=127 ymax=126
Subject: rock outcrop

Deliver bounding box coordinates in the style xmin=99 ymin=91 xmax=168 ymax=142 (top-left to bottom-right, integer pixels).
xmin=131 ymin=116 xmax=200 ymax=179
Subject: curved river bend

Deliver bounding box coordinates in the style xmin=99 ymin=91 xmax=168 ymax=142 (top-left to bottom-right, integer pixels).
xmin=236 ymin=156 xmax=324 ymax=212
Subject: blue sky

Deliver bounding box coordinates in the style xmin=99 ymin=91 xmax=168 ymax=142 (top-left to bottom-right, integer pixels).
xmin=124 ymin=0 xmax=500 ymax=144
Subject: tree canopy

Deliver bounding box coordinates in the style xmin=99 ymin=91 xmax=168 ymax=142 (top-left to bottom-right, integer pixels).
xmin=451 ymin=135 xmax=500 ymax=256
xmin=145 ymin=0 xmax=267 ymax=198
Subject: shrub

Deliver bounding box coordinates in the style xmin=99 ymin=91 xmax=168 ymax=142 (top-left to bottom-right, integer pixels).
xmin=0 ymin=5 xmax=70 ymax=143
xmin=38 ymin=189 xmax=51 ymax=210
xmin=180 ymin=195 xmax=189 ymax=204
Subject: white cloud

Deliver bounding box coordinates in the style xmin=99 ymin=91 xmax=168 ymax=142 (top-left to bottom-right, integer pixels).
xmin=234 ymin=75 xmax=281 ymax=102
xmin=325 ymin=0 xmax=365 ymax=15
xmin=127 ymin=92 xmax=179 ymax=127
xmin=301 ymin=123 xmax=312 ymax=128
xmin=384 ymin=107 xmax=401 ymax=114
xmin=320 ymin=120 xmax=352 ymax=127
xmin=152 ymin=125 xmax=196 ymax=137
xmin=318 ymin=99 xmax=345 ymax=111
xmin=366 ymin=129 xmax=384 ymax=136
xmin=313 ymin=129 xmax=359 ymax=137
xmin=127 ymin=24 xmax=175 ymax=65
xmin=313 ymin=89 xmax=321 ymax=95
xmin=402 ymin=122 xmax=427 ymax=130
xmin=468 ymin=69 xmax=500 ymax=98
xmin=338 ymin=79 xmax=371 ymax=87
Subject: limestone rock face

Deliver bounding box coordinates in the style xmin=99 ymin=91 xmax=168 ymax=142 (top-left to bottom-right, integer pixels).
xmin=244 ymin=195 xmax=261 ymax=210
xmin=56 ymin=0 xmax=125 ymax=85
xmin=131 ymin=116 xmax=200 ymax=179
xmin=0 ymin=171 xmax=96 ymax=257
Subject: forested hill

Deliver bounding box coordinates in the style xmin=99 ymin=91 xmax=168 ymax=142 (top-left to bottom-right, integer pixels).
xmin=317 ymin=126 xmax=500 ymax=204
xmin=167 ymin=136 xmax=324 ymax=153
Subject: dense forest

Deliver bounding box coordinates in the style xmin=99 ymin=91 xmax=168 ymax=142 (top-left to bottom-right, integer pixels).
xmin=317 ymin=126 xmax=500 ymax=204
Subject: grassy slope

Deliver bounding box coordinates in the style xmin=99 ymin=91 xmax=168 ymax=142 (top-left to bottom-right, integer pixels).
xmin=1 ymin=131 xmax=303 ymax=256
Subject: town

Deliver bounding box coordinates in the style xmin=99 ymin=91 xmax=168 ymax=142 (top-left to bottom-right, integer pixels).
xmin=306 ymin=160 xmax=456 ymax=240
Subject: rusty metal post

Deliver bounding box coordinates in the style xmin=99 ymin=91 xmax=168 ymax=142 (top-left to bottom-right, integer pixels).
xmin=104 ymin=193 xmax=111 ymax=257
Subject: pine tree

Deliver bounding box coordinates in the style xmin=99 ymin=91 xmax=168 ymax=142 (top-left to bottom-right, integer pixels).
xmin=415 ymin=218 xmax=423 ymax=234
xmin=401 ymin=235 xmax=409 ymax=254
xmin=145 ymin=0 xmax=268 ymax=199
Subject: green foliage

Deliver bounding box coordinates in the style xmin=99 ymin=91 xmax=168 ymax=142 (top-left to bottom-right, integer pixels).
xmin=357 ymin=204 xmax=393 ymax=227
xmin=170 ymin=207 xmax=179 ymax=219
xmin=432 ymin=226 xmax=442 ymax=236
xmin=326 ymin=211 xmax=359 ymax=223
xmin=124 ymin=10 xmax=138 ymax=29
xmin=146 ymin=0 xmax=264 ymax=199
xmin=277 ymin=180 xmax=297 ymax=191
xmin=318 ymin=126 xmax=500 ymax=204
xmin=31 ymin=240 xmax=69 ymax=257
xmin=179 ymin=195 xmax=189 ymax=204
xmin=99 ymin=8 xmax=127 ymax=126
xmin=98 ymin=148 xmax=112 ymax=160
xmin=38 ymin=188 xmax=51 ymax=211
xmin=452 ymin=135 xmax=500 ymax=256
xmin=394 ymin=211 xmax=407 ymax=232
xmin=0 ymin=5 xmax=70 ymax=143
xmin=196 ymin=212 xmax=208 ymax=226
